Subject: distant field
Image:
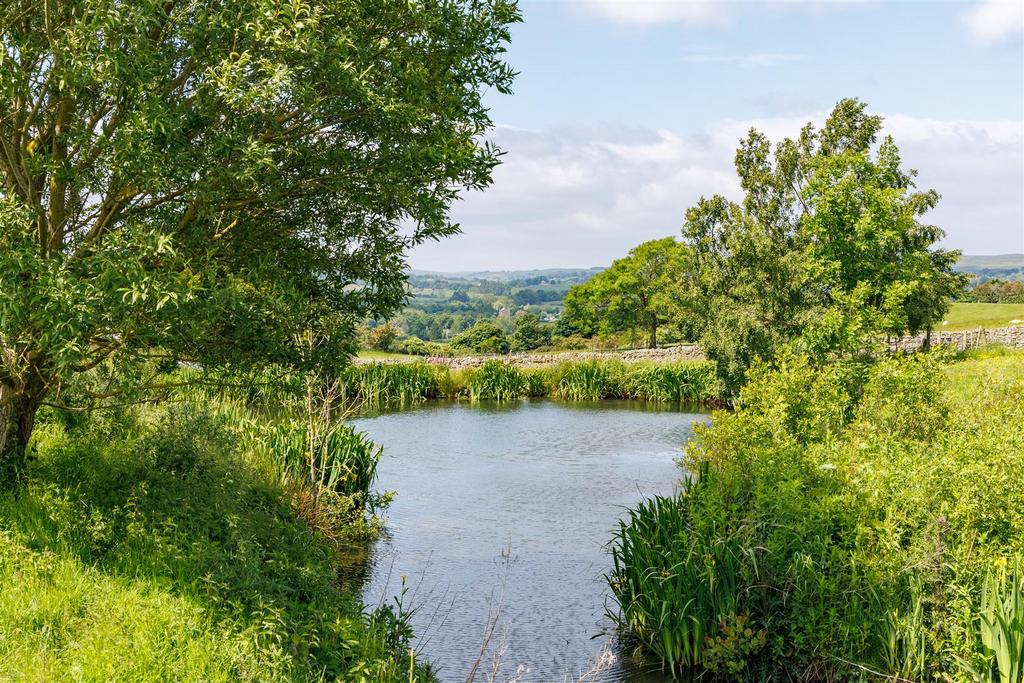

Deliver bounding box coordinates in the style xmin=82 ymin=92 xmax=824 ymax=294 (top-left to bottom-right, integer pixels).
xmin=942 ymin=302 xmax=1024 ymax=330
xmin=356 ymin=350 xmax=418 ymax=360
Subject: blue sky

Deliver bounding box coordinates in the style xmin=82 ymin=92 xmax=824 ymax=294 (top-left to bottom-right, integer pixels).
xmin=410 ymin=0 xmax=1024 ymax=271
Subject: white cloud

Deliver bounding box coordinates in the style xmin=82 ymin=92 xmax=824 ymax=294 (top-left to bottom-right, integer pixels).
xmin=682 ymin=52 xmax=805 ymax=67
xmin=410 ymin=114 xmax=1024 ymax=270
xmin=575 ymin=0 xmax=873 ymax=26
xmin=964 ymin=0 xmax=1024 ymax=45
xmin=578 ymin=0 xmax=734 ymax=26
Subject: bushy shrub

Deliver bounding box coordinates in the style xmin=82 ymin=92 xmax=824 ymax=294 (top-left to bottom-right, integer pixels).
xmin=609 ymin=351 xmax=1024 ymax=681
xmin=962 ymin=279 xmax=1024 ymax=304
xmin=392 ymin=336 xmax=450 ymax=357
xmin=449 ymin=321 xmax=510 ymax=354
xmin=510 ymin=313 xmax=552 ymax=351
xmin=367 ymin=323 xmax=398 ymax=351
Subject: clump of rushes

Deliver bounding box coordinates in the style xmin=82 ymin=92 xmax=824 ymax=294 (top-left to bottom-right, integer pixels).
xmin=467 ymin=361 xmax=528 ymax=401
xmin=339 ymin=362 xmax=441 ymax=407
xmin=608 ymin=468 xmax=758 ymax=675
xmin=551 ymin=360 xmax=622 ymax=400
xmin=624 ymin=362 xmax=719 ymax=403
xmin=337 ymin=360 xmax=720 ymax=406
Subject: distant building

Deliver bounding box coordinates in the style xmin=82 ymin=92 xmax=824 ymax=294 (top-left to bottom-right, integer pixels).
xmin=498 ymin=306 xmax=510 ymax=319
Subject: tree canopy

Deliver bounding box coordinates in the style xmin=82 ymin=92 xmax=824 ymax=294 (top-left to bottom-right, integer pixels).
xmin=682 ymin=98 xmax=965 ymax=393
xmin=0 ymin=0 xmax=519 ymax=481
xmin=562 ymin=237 xmax=688 ymax=348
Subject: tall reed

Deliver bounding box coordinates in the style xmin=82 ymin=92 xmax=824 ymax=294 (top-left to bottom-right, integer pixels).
xmin=608 ymin=468 xmax=761 ymax=675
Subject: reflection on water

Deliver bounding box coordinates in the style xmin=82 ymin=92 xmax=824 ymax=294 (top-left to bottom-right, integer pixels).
xmin=352 ymin=399 xmax=710 ymax=682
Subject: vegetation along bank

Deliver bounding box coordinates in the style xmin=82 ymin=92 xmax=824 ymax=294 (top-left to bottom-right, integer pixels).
xmin=609 ymin=347 xmax=1024 ymax=681
xmin=339 ymin=359 xmax=721 ymax=407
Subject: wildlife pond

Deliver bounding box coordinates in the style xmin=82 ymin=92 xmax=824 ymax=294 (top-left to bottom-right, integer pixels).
xmin=352 ymin=400 xmax=709 ymax=682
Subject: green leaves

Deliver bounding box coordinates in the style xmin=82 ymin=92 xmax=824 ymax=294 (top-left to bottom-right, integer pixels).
xmin=562 ymin=237 xmax=689 ymax=348
xmin=0 ymin=0 xmax=519 ymax=428
xmin=682 ymin=98 xmax=966 ymax=394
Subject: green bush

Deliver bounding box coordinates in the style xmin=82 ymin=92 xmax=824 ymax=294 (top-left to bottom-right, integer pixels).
xmin=449 ymin=321 xmax=510 ymax=354
xmin=609 ymin=351 xmax=1024 ymax=680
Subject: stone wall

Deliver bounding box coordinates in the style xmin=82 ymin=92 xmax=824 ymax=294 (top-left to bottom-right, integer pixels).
xmin=355 ymin=344 xmax=705 ymax=369
xmin=888 ymin=326 xmax=1024 ymax=353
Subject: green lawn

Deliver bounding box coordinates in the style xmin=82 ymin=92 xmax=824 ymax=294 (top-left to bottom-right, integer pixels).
xmin=941 ymin=302 xmax=1024 ymax=330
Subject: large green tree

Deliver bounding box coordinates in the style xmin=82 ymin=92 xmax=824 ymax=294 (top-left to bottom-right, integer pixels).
xmin=562 ymin=237 xmax=687 ymax=349
xmin=0 ymin=0 xmax=518 ymax=483
xmin=683 ymin=98 xmax=966 ymax=394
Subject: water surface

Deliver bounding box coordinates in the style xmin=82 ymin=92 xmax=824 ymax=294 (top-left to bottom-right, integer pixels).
xmin=353 ymin=400 xmax=708 ymax=682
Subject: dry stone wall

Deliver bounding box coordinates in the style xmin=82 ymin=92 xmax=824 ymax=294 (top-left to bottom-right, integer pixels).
xmin=889 ymin=326 xmax=1024 ymax=352
xmin=356 ymin=344 xmax=705 ymax=369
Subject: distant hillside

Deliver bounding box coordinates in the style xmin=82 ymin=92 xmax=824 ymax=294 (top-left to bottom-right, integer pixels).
xmin=409 ymin=267 xmax=603 ymax=283
xmin=956 ymin=253 xmax=1024 ymax=283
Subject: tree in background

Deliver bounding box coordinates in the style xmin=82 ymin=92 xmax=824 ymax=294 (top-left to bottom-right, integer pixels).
xmin=682 ymin=98 xmax=965 ymax=393
xmin=510 ymin=312 xmax=551 ymax=351
xmin=449 ymin=321 xmax=510 ymax=354
xmin=561 ymin=237 xmax=688 ymax=349
xmin=0 ymin=0 xmax=519 ymax=483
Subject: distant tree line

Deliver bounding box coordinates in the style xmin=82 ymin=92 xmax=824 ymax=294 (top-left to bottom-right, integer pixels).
xmin=960 ymin=279 xmax=1024 ymax=304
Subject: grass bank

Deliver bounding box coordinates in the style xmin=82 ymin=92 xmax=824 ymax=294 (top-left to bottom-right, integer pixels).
xmin=338 ymin=359 xmax=721 ymax=407
xmin=609 ymin=348 xmax=1024 ymax=681
xmin=0 ymin=396 xmax=428 ymax=681
xmin=943 ymin=302 xmax=1024 ymax=330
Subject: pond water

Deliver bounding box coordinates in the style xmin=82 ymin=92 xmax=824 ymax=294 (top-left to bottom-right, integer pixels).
xmin=352 ymin=400 xmax=709 ymax=682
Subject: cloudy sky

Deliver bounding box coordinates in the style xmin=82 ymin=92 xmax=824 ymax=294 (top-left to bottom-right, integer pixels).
xmin=410 ymin=0 xmax=1024 ymax=271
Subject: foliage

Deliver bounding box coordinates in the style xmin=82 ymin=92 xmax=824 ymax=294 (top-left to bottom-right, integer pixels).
xmin=681 ymin=98 xmax=966 ymax=394
xmin=0 ymin=0 xmax=520 ymax=483
xmin=962 ymin=280 xmax=1024 ymax=304
xmin=609 ymin=350 xmax=1024 ymax=680
xmin=449 ymin=321 xmax=511 ymax=354
xmin=390 ymin=336 xmax=451 ymax=357
xmin=958 ymin=559 xmax=1024 ymax=683
xmin=510 ymin=313 xmax=553 ymax=351
xmin=0 ymin=401 xmax=429 ymax=681
xmin=562 ymin=238 xmax=690 ymax=348
xmin=367 ymin=325 xmax=399 ymax=352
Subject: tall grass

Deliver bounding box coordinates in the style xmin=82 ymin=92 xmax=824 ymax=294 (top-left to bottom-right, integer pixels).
xmin=608 ymin=467 xmax=760 ymax=675
xmin=340 ymin=362 xmax=442 ymax=407
xmin=342 ymin=360 xmax=720 ymax=406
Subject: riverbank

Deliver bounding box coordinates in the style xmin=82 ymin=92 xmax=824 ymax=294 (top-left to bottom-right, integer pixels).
xmin=609 ymin=347 xmax=1024 ymax=680
xmin=0 ymin=396 xmax=428 ymax=681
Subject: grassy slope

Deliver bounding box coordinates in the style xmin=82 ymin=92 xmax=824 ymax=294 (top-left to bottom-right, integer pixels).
xmin=943 ymin=302 xmax=1024 ymax=330
xmin=0 ymin=405 xmax=418 ymax=682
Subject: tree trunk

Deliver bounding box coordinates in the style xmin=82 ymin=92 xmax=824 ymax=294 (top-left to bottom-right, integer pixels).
xmin=923 ymin=327 xmax=932 ymax=351
xmin=0 ymin=384 xmax=45 ymax=489
xmin=648 ymin=322 xmax=658 ymax=349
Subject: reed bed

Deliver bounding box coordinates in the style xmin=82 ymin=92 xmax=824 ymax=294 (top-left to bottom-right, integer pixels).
xmin=339 ymin=359 xmax=720 ymax=407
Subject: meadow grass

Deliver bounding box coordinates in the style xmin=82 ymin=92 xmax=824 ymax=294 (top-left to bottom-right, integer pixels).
xmin=0 ymin=400 xmax=429 ymax=682
xmin=943 ymin=302 xmax=1024 ymax=330
xmin=609 ymin=349 xmax=1024 ymax=681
